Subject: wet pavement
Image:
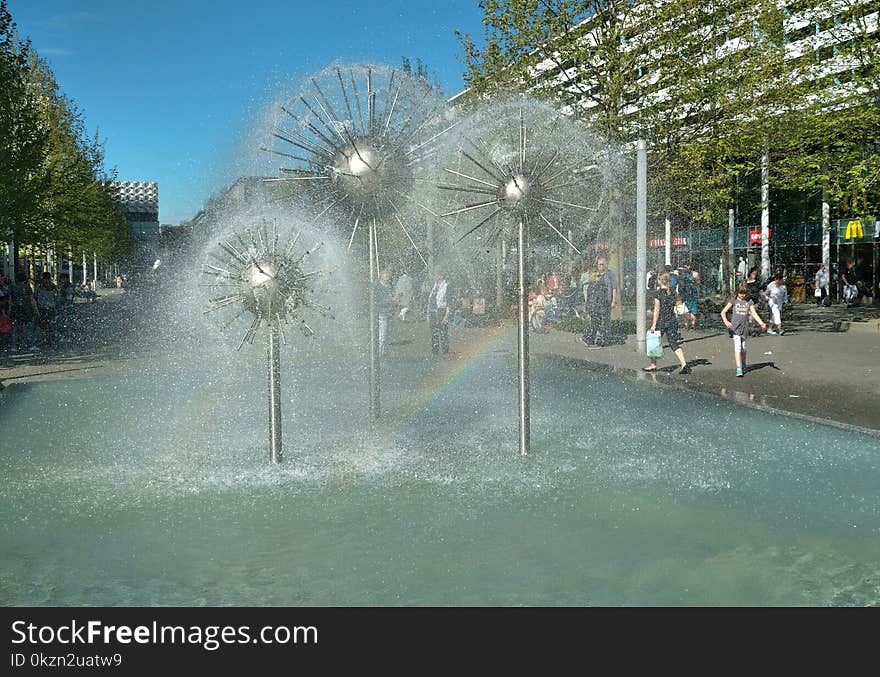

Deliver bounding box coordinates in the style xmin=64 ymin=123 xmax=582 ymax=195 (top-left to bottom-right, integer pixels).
xmin=528 ymin=301 xmax=880 ymax=435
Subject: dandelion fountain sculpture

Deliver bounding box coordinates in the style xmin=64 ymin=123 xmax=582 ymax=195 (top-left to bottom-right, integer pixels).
xmin=202 ymin=222 xmax=331 ymax=463
xmin=264 ymin=63 xmax=454 ymax=420
xmin=437 ymin=97 xmax=609 ymax=456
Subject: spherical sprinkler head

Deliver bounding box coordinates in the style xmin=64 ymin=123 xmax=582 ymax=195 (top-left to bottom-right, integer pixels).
xmin=203 ymin=224 xmax=333 ymax=349
xmin=435 ymin=95 xmax=610 ymax=253
xmin=240 ymin=255 xmax=305 ymax=319
xmin=330 ymin=140 xmax=411 ymax=210
xmin=497 ymin=174 xmax=545 ymax=217
xmin=267 ymin=62 xmax=451 ymax=249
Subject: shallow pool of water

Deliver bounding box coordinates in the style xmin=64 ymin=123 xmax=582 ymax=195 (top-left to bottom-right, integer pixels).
xmin=1 ymin=341 xmax=878 ymax=606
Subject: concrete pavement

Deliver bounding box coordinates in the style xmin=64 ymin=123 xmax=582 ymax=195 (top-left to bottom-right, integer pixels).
xmin=528 ymin=301 xmax=880 ymax=435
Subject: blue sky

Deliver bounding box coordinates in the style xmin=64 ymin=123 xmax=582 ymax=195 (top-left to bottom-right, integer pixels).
xmin=8 ymin=0 xmax=485 ymax=225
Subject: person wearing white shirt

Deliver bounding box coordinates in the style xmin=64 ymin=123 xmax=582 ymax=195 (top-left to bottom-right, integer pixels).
xmin=763 ymin=272 xmax=788 ymax=335
xmin=814 ymin=264 xmax=829 ymax=307
xmin=427 ymin=270 xmax=451 ymax=356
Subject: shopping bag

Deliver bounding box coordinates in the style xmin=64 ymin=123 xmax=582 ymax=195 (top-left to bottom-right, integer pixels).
xmin=646 ymin=330 xmax=663 ymax=358
xmin=814 ymin=287 xmax=822 ymax=298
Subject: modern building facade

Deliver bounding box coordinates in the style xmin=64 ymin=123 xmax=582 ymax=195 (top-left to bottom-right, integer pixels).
xmin=107 ymin=181 xmax=160 ymax=242
xmin=518 ymin=0 xmax=879 ymax=295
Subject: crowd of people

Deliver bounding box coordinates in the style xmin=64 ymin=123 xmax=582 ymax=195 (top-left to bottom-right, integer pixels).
xmin=0 ymin=270 xmax=99 ymax=354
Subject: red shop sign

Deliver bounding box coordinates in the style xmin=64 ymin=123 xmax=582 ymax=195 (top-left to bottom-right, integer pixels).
xmin=749 ymin=229 xmax=772 ymax=243
xmin=649 ymin=237 xmax=687 ymax=247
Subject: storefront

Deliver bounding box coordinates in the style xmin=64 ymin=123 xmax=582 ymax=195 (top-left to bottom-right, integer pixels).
xmin=644 ymin=216 xmax=878 ymax=301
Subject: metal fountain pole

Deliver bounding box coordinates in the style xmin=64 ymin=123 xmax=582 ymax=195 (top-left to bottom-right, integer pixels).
xmin=267 ymin=320 xmax=283 ymax=464
xmin=517 ymin=217 xmax=530 ymax=457
xmin=368 ymin=216 xmax=380 ymax=421
xmin=205 ymin=226 xmax=327 ymax=465
xmin=636 ymin=140 xmax=647 ymax=354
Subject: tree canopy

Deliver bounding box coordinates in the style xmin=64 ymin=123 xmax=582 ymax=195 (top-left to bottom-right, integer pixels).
xmin=0 ymin=0 xmax=134 ymax=261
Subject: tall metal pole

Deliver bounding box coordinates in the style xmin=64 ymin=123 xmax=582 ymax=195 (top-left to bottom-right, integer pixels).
xmin=267 ymin=321 xmax=282 ymax=464
xmin=496 ymin=238 xmax=504 ymax=311
xmin=636 ymin=140 xmax=647 ymax=354
xmin=821 ymin=187 xmax=831 ymax=273
xmin=760 ymin=139 xmax=771 ymax=280
xmin=728 ymin=208 xmax=736 ymax=295
xmin=517 ymin=218 xmax=530 ymax=457
xmin=82 ymin=251 xmax=87 ymax=285
xmin=368 ymin=217 xmax=380 ymax=421
xmin=664 ymin=216 xmax=672 ymax=266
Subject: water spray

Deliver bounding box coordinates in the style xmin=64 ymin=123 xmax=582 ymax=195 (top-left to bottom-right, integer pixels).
xmin=266 ymin=64 xmax=453 ymax=422
xmin=438 ymin=100 xmax=607 ymax=456
xmin=203 ymin=222 xmax=331 ymax=463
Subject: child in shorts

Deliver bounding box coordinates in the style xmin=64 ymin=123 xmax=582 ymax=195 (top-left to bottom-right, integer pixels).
xmin=720 ymin=286 xmax=767 ymax=377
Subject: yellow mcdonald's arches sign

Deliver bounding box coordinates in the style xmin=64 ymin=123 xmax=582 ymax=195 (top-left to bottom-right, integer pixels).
xmin=844 ymin=219 xmax=864 ymax=239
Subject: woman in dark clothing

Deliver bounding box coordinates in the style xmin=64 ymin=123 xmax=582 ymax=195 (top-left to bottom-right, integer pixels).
xmin=643 ymin=272 xmax=690 ymax=374
xmin=745 ymin=267 xmax=761 ymax=302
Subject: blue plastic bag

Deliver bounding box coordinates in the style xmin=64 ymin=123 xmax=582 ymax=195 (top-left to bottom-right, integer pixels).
xmin=646 ymin=330 xmax=663 ymax=359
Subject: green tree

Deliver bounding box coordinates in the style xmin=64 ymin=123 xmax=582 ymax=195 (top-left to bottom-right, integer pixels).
xmin=0 ymin=0 xmax=49 ymax=242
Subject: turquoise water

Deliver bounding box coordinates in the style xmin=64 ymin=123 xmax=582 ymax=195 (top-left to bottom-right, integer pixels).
xmin=1 ymin=346 xmax=878 ymax=606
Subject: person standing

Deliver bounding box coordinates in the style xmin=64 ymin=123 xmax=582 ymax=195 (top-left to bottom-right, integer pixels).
xmin=814 ymin=264 xmax=829 ymax=307
xmin=643 ymin=272 xmax=690 ymax=374
xmin=840 ymin=260 xmax=858 ymax=307
xmin=763 ymin=272 xmax=788 ymax=335
xmin=679 ymin=265 xmax=699 ymax=330
xmin=394 ymin=271 xmax=413 ymax=322
xmin=375 ymin=269 xmax=396 ymax=356
xmin=427 ymin=270 xmax=451 ymax=357
xmin=595 ymin=256 xmax=617 ymax=343
xmin=720 ymin=286 xmax=768 ymax=377
xmin=582 ymin=270 xmax=609 ymax=348
xmin=9 ymin=271 xmax=39 ymax=354
xmin=35 ymin=272 xmax=57 ymax=348
xmin=736 ymin=256 xmax=747 ymax=285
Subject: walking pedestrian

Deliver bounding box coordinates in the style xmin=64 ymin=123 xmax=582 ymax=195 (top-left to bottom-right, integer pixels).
xmin=643 ymin=272 xmax=690 ymax=374
xmin=840 ymin=260 xmax=859 ymax=307
xmin=721 ymin=286 xmax=768 ymax=377
xmin=814 ymin=264 xmax=829 ymax=306
xmin=763 ymin=272 xmax=788 ymax=335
